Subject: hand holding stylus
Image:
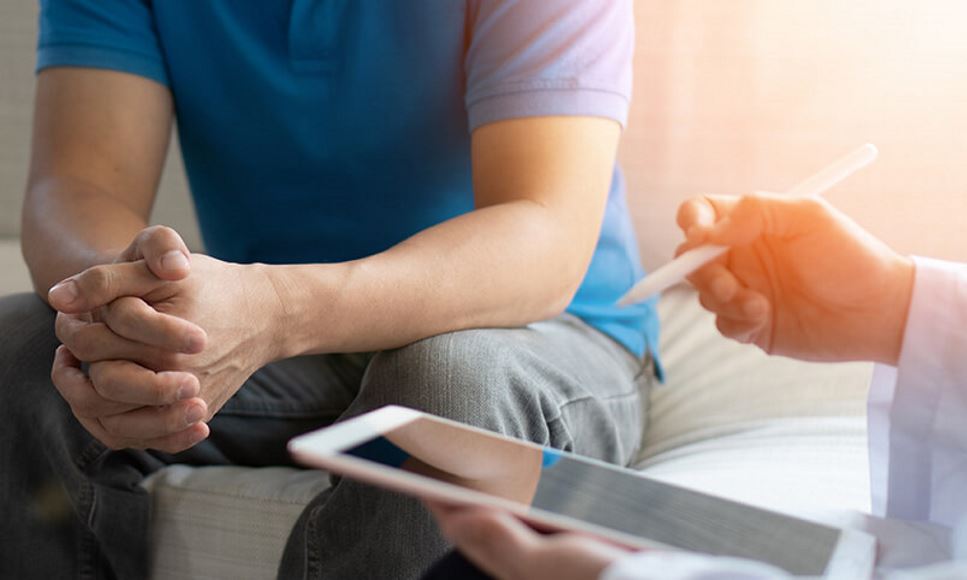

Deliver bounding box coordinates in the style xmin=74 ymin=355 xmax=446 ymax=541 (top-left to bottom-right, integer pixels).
xmin=618 ymin=144 xmax=880 ymax=306
xmin=675 ymin=191 xmax=915 ymax=365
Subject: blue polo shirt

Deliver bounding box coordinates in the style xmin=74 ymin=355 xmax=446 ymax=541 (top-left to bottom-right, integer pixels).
xmin=37 ymin=0 xmax=661 ymax=368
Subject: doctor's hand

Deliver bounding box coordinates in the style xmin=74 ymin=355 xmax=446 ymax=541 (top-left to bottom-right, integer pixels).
xmin=427 ymin=502 xmax=630 ymax=580
xmin=676 ymin=193 xmax=915 ymax=365
xmin=49 ymin=254 xmax=285 ymax=452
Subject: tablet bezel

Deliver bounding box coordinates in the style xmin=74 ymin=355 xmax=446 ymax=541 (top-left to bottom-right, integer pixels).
xmin=287 ymin=405 xmax=875 ymax=578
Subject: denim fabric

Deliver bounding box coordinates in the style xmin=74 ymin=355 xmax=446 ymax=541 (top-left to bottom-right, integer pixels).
xmin=0 ymin=292 xmax=651 ymax=579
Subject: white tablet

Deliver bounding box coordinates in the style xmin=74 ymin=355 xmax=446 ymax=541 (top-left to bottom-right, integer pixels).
xmin=288 ymin=406 xmax=874 ymax=578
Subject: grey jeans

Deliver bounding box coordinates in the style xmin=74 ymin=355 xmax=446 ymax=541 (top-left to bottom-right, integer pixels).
xmin=0 ymin=292 xmax=651 ymax=580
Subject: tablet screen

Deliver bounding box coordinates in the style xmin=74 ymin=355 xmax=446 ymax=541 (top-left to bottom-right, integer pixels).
xmin=339 ymin=414 xmax=842 ymax=576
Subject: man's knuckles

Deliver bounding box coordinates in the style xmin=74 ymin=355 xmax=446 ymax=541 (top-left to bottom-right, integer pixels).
xmin=137 ymin=226 xmax=191 ymax=279
xmin=58 ymin=320 xmax=189 ymax=370
xmin=138 ymin=224 xmax=181 ymax=247
xmin=102 ymin=297 xmax=146 ymax=333
xmin=56 ymin=261 xmax=169 ymax=313
xmin=89 ymin=363 xmax=170 ymax=405
xmin=79 ymin=264 xmax=121 ymax=301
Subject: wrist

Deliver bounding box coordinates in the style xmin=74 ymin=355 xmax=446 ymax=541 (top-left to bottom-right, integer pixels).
xmin=876 ymin=254 xmax=916 ymax=366
xmin=256 ymin=262 xmax=350 ymax=360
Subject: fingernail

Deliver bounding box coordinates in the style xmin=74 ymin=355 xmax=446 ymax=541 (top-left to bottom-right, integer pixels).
xmin=177 ymin=380 xmax=199 ymax=401
xmin=161 ymin=251 xmax=189 ymax=272
xmin=185 ymin=404 xmax=205 ymax=425
xmin=49 ymin=280 xmax=78 ymax=305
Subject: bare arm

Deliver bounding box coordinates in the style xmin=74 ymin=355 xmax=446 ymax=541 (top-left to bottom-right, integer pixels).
xmin=271 ymin=116 xmax=620 ymax=356
xmin=22 ymin=68 xmax=174 ymax=297
xmin=45 ymin=115 xmax=620 ymax=451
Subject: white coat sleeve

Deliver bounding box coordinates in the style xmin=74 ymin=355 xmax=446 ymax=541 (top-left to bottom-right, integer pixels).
xmin=868 ymin=256 xmax=967 ymax=527
xmin=599 ymin=551 xmax=790 ymax=580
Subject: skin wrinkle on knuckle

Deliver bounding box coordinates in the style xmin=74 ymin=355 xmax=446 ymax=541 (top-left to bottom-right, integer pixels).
xmin=111 ymin=301 xmax=137 ymax=334
xmin=81 ymin=266 xmax=110 ymax=298
xmin=93 ymin=370 xmax=122 ymax=401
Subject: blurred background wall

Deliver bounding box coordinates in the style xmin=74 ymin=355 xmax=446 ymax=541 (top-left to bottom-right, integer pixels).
xmin=1 ymin=1 xmax=965 ymax=287
xmin=0 ymin=2 xmax=200 ymax=253
xmin=623 ymin=0 xmax=967 ymax=269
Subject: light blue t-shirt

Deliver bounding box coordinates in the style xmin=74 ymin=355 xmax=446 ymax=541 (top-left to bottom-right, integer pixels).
xmin=37 ymin=0 xmax=660 ymax=369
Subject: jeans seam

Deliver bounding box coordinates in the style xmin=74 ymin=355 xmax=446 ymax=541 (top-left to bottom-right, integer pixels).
xmin=77 ymin=480 xmax=98 ymax=579
xmin=305 ymin=505 xmax=323 ymax=580
xmin=76 ymin=439 xmax=106 ymax=471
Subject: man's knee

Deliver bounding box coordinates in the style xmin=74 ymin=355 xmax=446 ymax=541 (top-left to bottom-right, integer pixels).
xmin=359 ymin=328 xmax=558 ymax=442
xmin=0 ymin=292 xmax=59 ymax=398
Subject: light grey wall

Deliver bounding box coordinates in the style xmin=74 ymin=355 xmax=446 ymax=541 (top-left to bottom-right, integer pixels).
xmin=0 ymin=2 xmax=37 ymax=237
xmin=0 ymin=1 xmax=201 ymax=249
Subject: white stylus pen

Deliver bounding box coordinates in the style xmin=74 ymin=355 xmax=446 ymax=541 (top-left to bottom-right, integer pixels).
xmin=617 ymin=143 xmax=879 ymax=307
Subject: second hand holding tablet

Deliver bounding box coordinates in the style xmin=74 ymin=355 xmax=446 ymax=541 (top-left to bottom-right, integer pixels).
xmin=617 ymin=144 xmax=879 ymax=307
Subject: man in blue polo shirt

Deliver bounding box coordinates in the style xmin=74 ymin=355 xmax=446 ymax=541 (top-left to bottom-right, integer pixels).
xmin=0 ymin=1 xmax=659 ymax=578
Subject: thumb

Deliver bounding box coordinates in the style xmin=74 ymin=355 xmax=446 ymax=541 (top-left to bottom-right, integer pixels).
xmin=706 ymin=192 xmax=817 ymax=247
xmin=48 ymin=260 xmax=167 ymax=314
xmin=118 ymin=225 xmax=191 ymax=281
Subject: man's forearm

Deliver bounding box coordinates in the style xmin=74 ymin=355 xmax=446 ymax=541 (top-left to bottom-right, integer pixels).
xmin=266 ymin=199 xmax=600 ymax=358
xmin=22 ymin=176 xmax=148 ymax=297
xmin=23 ymin=68 xmax=175 ymax=298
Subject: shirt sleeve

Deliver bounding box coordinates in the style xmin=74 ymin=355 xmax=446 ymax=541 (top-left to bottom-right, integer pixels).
xmin=36 ymin=0 xmax=169 ymax=86
xmin=867 ymin=257 xmax=967 ymax=527
xmin=464 ymin=0 xmax=633 ymax=131
xmin=600 ymin=551 xmax=789 ymax=580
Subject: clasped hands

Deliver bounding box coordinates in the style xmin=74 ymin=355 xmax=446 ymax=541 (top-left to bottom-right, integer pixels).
xmin=49 ymin=226 xmax=281 ymax=454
